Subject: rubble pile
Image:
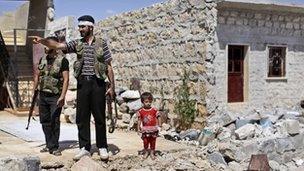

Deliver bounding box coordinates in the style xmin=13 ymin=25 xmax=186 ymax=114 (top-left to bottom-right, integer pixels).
xmin=160 ymin=108 xmax=304 ymax=170
xmin=107 ymin=148 xmax=215 ymax=171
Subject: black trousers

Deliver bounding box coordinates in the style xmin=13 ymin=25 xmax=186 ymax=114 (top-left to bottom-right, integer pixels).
xmin=39 ymin=92 xmax=61 ymax=151
xmin=76 ymin=77 xmax=107 ymax=151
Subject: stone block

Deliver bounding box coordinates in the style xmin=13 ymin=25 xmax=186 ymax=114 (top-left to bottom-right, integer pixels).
xmin=286 ymin=22 xmax=293 ymax=29
xmin=122 ymin=113 xmax=131 ymax=124
xmin=162 ymin=123 xmax=171 ymax=131
xmin=41 ymin=161 xmax=64 ymax=169
xmin=258 ymin=20 xmax=265 ymax=27
xmin=269 ymin=160 xmax=281 ymax=171
xmin=115 ymin=95 xmax=125 ymax=105
xmin=275 ymin=138 xmax=295 ymax=154
xmin=63 ymin=107 xmax=76 ymax=124
xmin=180 ymin=129 xmax=199 ymax=140
xmin=293 ymin=157 xmax=304 ymax=167
xmin=228 ymin=161 xmax=243 ymax=171
xmin=219 ymin=143 xmax=243 ymax=162
xmin=217 ymin=127 xmax=231 ymax=141
xmin=240 ymin=141 xmax=259 ymax=160
xmin=283 ymin=152 xmax=296 ymax=163
xmin=65 ymin=90 xmax=77 ymax=106
xmin=290 ymin=133 xmax=304 ymax=149
xmin=254 ymin=13 xmax=263 ymax=19
xmin=235 ymin=119 xmax=255 ymax=129
xmin=235 ymin=19 xmax=243 ymax=25
xmin=220 ymin=112 xmax=236 ymax=126
xmin=120 ymin=90 xmax=140 ymax=99
xmin=294 ymin=166 xmax=304 ymax=171
xmin=284 ymin=119 xmax=300 ymax=135
xmin=119 ymin=103 xmax=129 ymax=113
xmin=218 ymin=16 xmax=225 ymax=24
xmin=265 ymin=21 xmax=273 ymax=27
xmin=259 ymin=139 xmax=276 ymax=153
xmin=235 ymin=124 xmax=256 ymax=140
xmin=208 ymin=152 xmax=227 ymax=165
xmin=126 ymin=99 xmax=142 ymax=113
xmin=226 ymin=17 xmax=236 ymax=25
xmin=0 ymin=155 xmax=40 ymax=171
xmin=294 ymin=23 xmax=300 ymax=30
xmin=71 ymin=156 xmax=107 ymax=171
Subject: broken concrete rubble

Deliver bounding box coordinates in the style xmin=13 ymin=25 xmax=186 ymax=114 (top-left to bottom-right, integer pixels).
xmin=0 ymin=155 xmax=40 ymax=171
xmin=126 ymin=99 xmax=142 ymax=114
xmin=120 ymin=90 xmax=141 ymax=99
xmin=179 ymin=129 xmax=200 ymax=140
xmin=161 ymin=123 xmax=171 ymax=131
xmin=216 ymin=127 xmax=232 ymax=141
xmin=235 ymin=124 xmax=256 ymax=140
xmin=155 ymin=107 xmax=304 ymax=170
xmin=207 ymin=112 xmax=236 ymax=127
xmin=284 ymin=119 xmax=300 ymax=135
xmin=207 ymin=152 xmax=227 ymax=165
xmin=71 ymin=156 xmax=106 ymax=171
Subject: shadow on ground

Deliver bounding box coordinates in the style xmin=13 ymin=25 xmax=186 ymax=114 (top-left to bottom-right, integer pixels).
xmin=37 ymin=140 xmax=79 ymax=151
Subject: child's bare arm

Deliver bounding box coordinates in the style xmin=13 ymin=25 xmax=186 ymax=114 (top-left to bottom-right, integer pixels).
xmin=137 ymin=113 xmax=141 ymax=133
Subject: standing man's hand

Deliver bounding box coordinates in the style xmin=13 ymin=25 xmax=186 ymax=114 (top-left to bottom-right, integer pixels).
xmin=28 ymin=36 xmax=42 ymax=44
xmin=57 ymin=96 xmax=65 ymax=107
xmin=106 ymin=86 xmax=115 ymax=100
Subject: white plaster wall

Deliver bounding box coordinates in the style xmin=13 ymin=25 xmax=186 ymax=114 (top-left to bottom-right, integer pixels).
xmin=215 ymin=8 xmax=304 ymax=113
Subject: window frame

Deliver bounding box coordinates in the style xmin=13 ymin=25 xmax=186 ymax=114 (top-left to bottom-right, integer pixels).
xmin=266 ymin=45 xmax=288 ymax=79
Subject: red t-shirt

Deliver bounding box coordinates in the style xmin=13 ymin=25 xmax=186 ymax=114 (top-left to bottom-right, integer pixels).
xmin=138 ymin=107 xmax=159 ymax=133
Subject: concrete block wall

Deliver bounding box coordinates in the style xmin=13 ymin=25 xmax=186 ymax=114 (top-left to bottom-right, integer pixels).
xmin=215 ymin=6 xmax=304 ymax=113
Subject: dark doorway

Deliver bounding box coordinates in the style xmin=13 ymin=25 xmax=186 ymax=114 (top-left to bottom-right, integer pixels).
xmin=228 ymin=45 xmax=245 ymax=103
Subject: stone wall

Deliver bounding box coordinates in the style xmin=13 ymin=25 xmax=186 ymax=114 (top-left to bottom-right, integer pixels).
xmin=215 ymin=4 xmax=304 ymax=114
xmin=96 ymin=0 xmax=218 ymax=119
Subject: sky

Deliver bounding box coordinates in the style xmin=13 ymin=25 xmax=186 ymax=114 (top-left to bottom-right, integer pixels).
xmin=0 ymin=0 xmax=165 ymax=21
xmin=0 ymin=0 xmax=304 ymax=21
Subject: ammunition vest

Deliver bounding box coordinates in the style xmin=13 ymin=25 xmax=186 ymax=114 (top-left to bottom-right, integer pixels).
xmin=38 ymin=54 xmax=64 ymax=94
xmin=73 ymin=36 xmax=107 ymax=80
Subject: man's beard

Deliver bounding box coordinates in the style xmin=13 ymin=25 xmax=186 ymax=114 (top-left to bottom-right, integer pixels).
xmin=80 ymin=30 xmax=90 ymax=37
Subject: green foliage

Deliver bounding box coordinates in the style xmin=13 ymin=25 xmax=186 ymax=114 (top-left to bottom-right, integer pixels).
xmin=174 ymin=70 xmax=196 ymax=130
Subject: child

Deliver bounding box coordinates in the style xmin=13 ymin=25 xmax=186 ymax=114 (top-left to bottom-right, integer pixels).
xmin=137 ymin=92 xmax=161 ymax=160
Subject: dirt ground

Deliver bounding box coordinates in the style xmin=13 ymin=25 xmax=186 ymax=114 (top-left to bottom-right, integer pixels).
xmin=0 ymin=111 xmax=188 ymax=168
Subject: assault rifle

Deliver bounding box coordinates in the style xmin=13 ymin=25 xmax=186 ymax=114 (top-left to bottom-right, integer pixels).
xmin=26 ymin=89 xmax=38 ymax=130
xmin=106 ymin=84 xmax=118 ymax=133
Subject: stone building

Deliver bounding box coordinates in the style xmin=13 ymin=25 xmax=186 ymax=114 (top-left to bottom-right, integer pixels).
xmin=215 ymin=0 xmax=304 ymax=115
xmin=93 ymin=0 xmax=304 ymax=120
